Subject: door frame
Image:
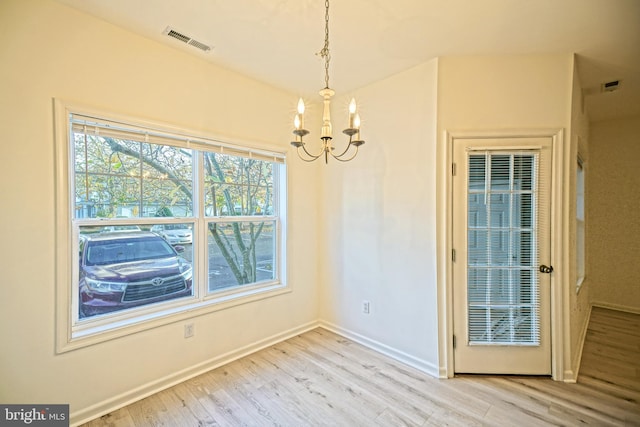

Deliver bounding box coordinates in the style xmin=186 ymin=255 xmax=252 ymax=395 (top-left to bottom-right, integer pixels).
xmin=439 ymin=128 xmax=567 ymax=381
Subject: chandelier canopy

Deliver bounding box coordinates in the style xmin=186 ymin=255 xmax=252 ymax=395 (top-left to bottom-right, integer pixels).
xmin=290 ymin=0 xmax=365 ymax=163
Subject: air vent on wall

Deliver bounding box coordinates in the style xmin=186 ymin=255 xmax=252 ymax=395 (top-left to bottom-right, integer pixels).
xmin=163 ymin=26 xmax=213 ymax=52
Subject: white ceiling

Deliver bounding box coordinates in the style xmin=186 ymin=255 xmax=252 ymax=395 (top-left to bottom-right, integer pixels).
xmin=54 ymin=0 xmax=640 ymax=122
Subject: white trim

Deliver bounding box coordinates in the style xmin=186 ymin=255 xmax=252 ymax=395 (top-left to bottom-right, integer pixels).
xmin=319 ymin=321 xmax=441 ymax=379
xmin=563 ymin=304 xmax=592 ymax=383
xmin=562 ymin=370 xmax=578 ymax=384
xmin=551 ymin=128 xmax=566 ymax=382
xmin=54 ymin=98 xmax=290 ymax=353
xmin=64 ymin=285 xmax=291 ymax=352
xmin=591 ymin=301 xmax=640 ymax=315
xmin=54 ymin=99 xmax=73 ymax=354
xmin=439 ymin=128 xmax=565 ymax=380
xmin=69 ymin=321 xmax=320 ymax=426
xmin=437 ymin=129 xmax=455 ymax=377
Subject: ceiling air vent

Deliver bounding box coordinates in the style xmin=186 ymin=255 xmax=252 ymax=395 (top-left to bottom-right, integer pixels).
xmin=601 ymin=80 xmax=621 ymax=93
xmin=163 ymin=26 xmax=213 ymax=52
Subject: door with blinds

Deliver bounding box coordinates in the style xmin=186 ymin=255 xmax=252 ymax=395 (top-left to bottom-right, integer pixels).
xmin=452 ymin=137 xmax=552 ymax=375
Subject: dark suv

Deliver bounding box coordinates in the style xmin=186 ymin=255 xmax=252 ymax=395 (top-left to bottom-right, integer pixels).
xmin=79 ymin=231 xmax=193 ymax=318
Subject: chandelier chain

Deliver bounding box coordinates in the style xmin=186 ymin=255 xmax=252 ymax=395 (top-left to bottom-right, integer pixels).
xmin=319 ymin=0 xmax=331 ymax=89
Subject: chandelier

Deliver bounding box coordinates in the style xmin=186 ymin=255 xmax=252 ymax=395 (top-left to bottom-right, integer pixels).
xmin=291 ymin=0 xmax=365 ymax=163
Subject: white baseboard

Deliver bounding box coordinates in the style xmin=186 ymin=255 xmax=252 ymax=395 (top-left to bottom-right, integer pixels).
xmin=562 ymin=372 xmax=577 ymax=383
xmin=573 ymin=304 xmax=592 ymax=382
xmin=438 ymin=365 xmax=449 ymax=379
xmin=72 ymin=320 xmax=444 ymax=425
xmin=318 ymin=321 xmax=441 ymax=379
xmin=563 ymin=304 xmax=593 ymax=383
xmin=70 ymin=320 xmax=320 ymax=426
xmin=591 ymin=301 xmax=640 ymax=315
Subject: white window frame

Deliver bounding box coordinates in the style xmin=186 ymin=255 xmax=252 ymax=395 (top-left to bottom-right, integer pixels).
xmin=54 ymin=100 xmax=288 ymax=353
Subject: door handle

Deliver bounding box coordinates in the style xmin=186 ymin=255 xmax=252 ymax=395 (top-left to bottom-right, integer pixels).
xmin=539 ymin=265 xmax=554 ymax=274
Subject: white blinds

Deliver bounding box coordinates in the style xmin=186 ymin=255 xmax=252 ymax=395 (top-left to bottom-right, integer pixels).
xmin=466 ymin=152 xmax=540 ymax=345
xmin=70 ymin=113 xmax=286 ymax=164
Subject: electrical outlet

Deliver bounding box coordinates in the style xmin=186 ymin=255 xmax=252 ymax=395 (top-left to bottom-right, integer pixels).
xmin=184 ymin=323 xmax=194 ymax=338
xmin=362 ymin=300 xmax=370 ymax=314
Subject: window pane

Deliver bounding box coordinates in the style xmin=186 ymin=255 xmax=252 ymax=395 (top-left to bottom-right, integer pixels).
xmin=468 ymin=193 xmax=487 ymax=228
xmin=207 ymin=221 xmax=276 ymax=292
xmin=468 ymin=229 xmax=488 ymax=265
xmin=73 ymin=133 xmax=194 ymax=219
xmin=139 ymin=143 xmax=193 ymax=217
xmin=469 ymin=155 xmax=486 ymax=191
xmin=203 ymin=153 xmax=274 ymax=216
xmin=490 ymin=155 xmax=511 ymax=190
xmin=512 ymin=193 xmax=533 ymax=228
xmin=513 ymin=155 xmax=533 ymax=190
xmin=467 ymin=152 xmax=540 ymax=345
xmin=468 ymin=268 xmax=488 ymax=303
xmin=78 ymin=225 xmax=194 ymax=319
xmin=489 ymin=193 xmax=510 ymax=228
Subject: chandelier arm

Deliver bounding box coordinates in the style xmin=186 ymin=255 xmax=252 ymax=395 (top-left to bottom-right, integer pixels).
xmin=331 ymin=139 xmax=356 ymax=159
xmin=301 ymin=142 xmax=325 ymax=159
xmin=330 ymin=145 xmax=360 ymax=162
xmin=296 ymin=145 xmax=324 ymax=162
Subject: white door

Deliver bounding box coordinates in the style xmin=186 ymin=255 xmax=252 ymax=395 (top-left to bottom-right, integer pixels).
xmin=453 ymin=137 xmax=553 ymax=375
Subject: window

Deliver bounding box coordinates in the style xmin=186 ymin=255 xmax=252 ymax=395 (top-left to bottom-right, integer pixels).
xmin=576 ymin=156 xmax=585 ymax=291
xmin=55 ymin=101 xmax=287 ymax=350
xmin=467 ymin=153 xmax=540 ymax=344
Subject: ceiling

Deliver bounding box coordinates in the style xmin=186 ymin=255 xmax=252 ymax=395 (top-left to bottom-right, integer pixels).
xmin=54 ymin=0 xmax=640 ymax=122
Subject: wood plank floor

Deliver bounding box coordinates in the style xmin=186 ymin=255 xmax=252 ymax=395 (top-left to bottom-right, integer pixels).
xmin=82 ymin=308 xmax=640 ymax=426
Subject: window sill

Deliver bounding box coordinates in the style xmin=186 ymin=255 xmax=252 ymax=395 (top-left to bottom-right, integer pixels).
xmin=59 ymin=282 xmax=290 ymax=353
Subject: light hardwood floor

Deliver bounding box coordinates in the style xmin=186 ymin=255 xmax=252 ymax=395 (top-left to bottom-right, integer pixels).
xmin=82 ymin=307 xmax=640 ymax=426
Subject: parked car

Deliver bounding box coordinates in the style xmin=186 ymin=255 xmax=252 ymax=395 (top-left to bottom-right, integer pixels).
xmin=101 ymin=225 xmax=142 ymax=233
xmin=78 ymin=232 xmax=192 ymax=318
xmin=150 ymin=223 xmax=193 ymax=245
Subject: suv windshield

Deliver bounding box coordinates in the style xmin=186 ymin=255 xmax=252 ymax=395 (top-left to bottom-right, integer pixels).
xmin=86 ymin=237 xmax=175 ymax=266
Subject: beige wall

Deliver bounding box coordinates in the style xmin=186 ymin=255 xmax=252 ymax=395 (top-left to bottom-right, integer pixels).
xmin=436 ymin=54 xmax=576 ymax=378
xmin=0 ymin=0 xmax=320 ymax=423
xmin=588 ymin=116 xmax=640 ymax=311
xmin=319 ymin=60 xmax=441 ymax=374
xmin=437 ymin=55 xmax=572 ymax=130
xmin=319 ymin=54 xmax=581 ymax=378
